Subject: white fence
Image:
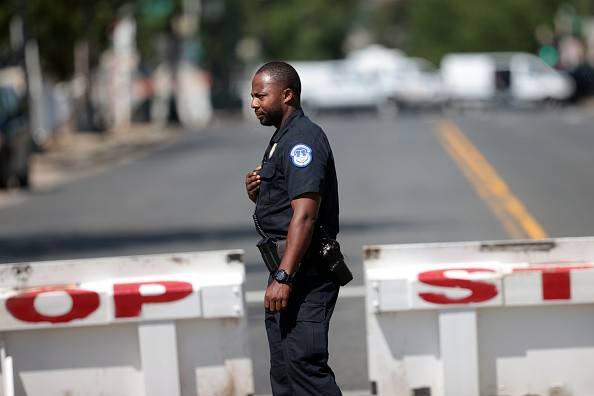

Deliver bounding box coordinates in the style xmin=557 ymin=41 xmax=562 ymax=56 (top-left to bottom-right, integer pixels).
xmin=364 ymin=237 xmax=594 ymax=396
xmin=0 ymin=250 xmax=253 ymax=396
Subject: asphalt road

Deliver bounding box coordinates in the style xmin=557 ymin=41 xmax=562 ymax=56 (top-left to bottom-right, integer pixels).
xmin=1 ymin=106 xmax=593 ymax=394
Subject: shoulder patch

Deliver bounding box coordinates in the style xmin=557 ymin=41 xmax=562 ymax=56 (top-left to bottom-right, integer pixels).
xmin=290 ymin=143 xmax=313 ymax=167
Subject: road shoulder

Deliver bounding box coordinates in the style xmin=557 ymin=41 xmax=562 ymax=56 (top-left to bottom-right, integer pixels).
xmin=0 ymin=123 xmax=183 ymax=210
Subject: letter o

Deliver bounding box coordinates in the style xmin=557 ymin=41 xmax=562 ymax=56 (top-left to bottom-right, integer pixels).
xmin=6 ymin=288 xmax=100 ymax=324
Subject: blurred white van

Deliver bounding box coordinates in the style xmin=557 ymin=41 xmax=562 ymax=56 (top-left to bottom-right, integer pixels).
xmin=291 ymin=60 xmax=393 ymax=117
xmin=440 ymin=52 xmax=575 ymax=107
xmin=390 ymin=57 xmax=448 ymax=109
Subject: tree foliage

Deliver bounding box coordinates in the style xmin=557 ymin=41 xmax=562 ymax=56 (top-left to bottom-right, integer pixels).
xmin=1 ymin=0 xmax=131 ymax=79
xmin=1 ymin=0 xmax=592 ymax=82
xmin=239 ymin=0 xmax=359 ymax=61
xmin=391 ymin=0 xmax=580 ymax=64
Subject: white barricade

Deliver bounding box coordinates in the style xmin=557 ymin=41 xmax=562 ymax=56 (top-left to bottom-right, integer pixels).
xmin=0 ymin=250 xmax=253 ymax=396
xmin=364 ymin=237 xmax=594 ymax=396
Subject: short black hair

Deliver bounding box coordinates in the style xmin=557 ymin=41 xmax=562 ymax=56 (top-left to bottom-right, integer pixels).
xmin=255 ymin=61 xmax=301 ymax=99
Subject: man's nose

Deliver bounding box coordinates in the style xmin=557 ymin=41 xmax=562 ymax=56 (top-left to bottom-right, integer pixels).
xmin=251 ymin=98 xmax=258 ymax=108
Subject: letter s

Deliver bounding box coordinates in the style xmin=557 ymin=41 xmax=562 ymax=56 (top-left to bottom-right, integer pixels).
xmin=418 ymin=268 xmax=498 ymax=305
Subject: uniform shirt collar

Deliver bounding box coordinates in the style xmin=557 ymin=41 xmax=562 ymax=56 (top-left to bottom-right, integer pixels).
xmin=271 ymin=108 xmax=304 ymax=143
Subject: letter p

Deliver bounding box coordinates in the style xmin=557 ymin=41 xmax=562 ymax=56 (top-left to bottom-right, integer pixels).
xmin=114 ymin=281 xmax=193 ymax=318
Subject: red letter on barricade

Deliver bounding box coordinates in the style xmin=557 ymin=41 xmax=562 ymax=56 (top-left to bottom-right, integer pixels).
xmin=418 ymin=268 xmax=498 ymax=305
xmin=512 ymin=265 xmax=593 ymax=301
xmin=114 ymin=281 xmax=193 ymax=318
xmin=6 ymin=287 xmax=100 ymax=324
xmin=542 ymin=268 xmax=571 ymax=300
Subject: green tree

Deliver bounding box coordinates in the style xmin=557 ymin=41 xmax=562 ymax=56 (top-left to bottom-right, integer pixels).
xmin=240 ymin=0 xmax=359 ymax=61
xmin=402 ymin=0 xmax=574 ymax=64
xmin=0 ymin=0 xmax=130 ymax=79
xmin=199 ymin=0 xmax=245 ymax=107
xmin=368 ymin=0 xmax=409 ymax=49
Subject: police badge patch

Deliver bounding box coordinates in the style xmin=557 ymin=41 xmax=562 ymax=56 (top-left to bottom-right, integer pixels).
xmin=290 ymin=144 xmax=312 ymax=167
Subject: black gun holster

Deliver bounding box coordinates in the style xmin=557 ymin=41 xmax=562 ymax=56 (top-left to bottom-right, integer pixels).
xmin=317 ymin=238 xmax=353 ymax=286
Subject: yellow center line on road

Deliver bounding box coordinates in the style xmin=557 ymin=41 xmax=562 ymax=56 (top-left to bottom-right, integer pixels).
xmin=435 ymin=117 xmax=548 ymax=240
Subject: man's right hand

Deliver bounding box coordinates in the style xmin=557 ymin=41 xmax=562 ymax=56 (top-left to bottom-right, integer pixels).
xmin=245 ymin=166 xmax=262 ymax=203
xmin=265 ymin=280 xmax=291 ymax=314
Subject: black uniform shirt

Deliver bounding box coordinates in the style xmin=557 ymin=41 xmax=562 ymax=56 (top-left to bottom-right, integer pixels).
xmin=255 ymin=108 xmax=339 ymax=241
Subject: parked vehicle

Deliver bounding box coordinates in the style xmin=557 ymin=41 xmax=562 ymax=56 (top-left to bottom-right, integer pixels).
xmin=346 ymin=44 xmax=407 ymax=96
xmin=389 ymin=57 xmax=447 ymax=110
xmin=346 ymin=46 xmax=447 ymax=112
xmin=290 ymin=60 xmax=393 ymax=117
xmin=0 ymin=84 xmax=33 ymax=189
xmin=440 ymin=52 xmax=575 ymax=107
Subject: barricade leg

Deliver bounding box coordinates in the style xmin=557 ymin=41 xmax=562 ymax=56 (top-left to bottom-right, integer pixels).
xmin=139 ymin=321 xmax=181 ymax=396
xmin=439 ymin=309 xmax=479 ymax=395
xmin=0 ymin=340 xmax=15 ymax=396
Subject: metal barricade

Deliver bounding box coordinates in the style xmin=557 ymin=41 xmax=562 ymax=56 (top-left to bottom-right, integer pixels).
xmin=364 ymin=237 xmax=594 ymax=396
xmin=0 ymin=250 xmax=253 ymax=396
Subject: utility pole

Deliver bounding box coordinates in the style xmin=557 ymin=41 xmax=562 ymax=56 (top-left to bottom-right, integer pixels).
xmin=111 ymin=9 xmax=137 ymax=134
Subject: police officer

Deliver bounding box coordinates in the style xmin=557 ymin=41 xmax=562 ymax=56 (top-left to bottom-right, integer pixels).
xmin=245 ymin=61 xmax=342 ymax=395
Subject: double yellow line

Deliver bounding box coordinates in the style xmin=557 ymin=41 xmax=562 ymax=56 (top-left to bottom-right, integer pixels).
xmin=436 ymin=118 xmax=548 ymax=240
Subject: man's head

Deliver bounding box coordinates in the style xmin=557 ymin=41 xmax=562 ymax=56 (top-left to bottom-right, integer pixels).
xmin=251 ymin=61 xmax=301 ymax=128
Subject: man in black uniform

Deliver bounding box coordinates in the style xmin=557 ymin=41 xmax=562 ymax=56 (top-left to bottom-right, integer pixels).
xmin=245 ymin=61 xmax=342 ymax=395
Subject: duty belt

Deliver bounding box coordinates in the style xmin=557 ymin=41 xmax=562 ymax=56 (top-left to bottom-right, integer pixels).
xmin=275 ymin=239 xmax=323 ymax=262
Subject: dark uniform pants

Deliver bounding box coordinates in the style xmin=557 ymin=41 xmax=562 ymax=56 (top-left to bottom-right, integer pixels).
xmin=265 ymin=260 xmax=342 ymax=395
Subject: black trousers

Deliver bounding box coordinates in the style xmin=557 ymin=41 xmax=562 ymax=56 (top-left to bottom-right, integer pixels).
xmin=265 ymin=260 xmax=342 ymax=395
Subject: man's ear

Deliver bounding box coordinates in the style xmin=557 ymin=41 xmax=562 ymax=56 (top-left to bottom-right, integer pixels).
xmin=282 ymin=88 xmax=294 ymax=104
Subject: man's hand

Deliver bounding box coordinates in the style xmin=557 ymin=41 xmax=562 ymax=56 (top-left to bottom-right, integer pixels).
xmin=245 ymin=166 xmax=262 ymax=203
xmin=265 ymin=280 xmax=290 ymax=313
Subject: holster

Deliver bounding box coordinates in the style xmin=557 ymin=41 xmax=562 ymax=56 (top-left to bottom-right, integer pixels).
xmin=257 ymin=237 xmax=281 ymax=273
xmin=318 ymin=238 xmax=353 ymax=286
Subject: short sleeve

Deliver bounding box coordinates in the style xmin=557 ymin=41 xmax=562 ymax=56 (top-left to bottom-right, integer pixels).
xmin=283 ymin=135 xmax=328 ymax=201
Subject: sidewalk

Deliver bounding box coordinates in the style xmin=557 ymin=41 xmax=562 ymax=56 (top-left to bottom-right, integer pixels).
xmin=0 ymin=122 xmax=183 ymax=209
